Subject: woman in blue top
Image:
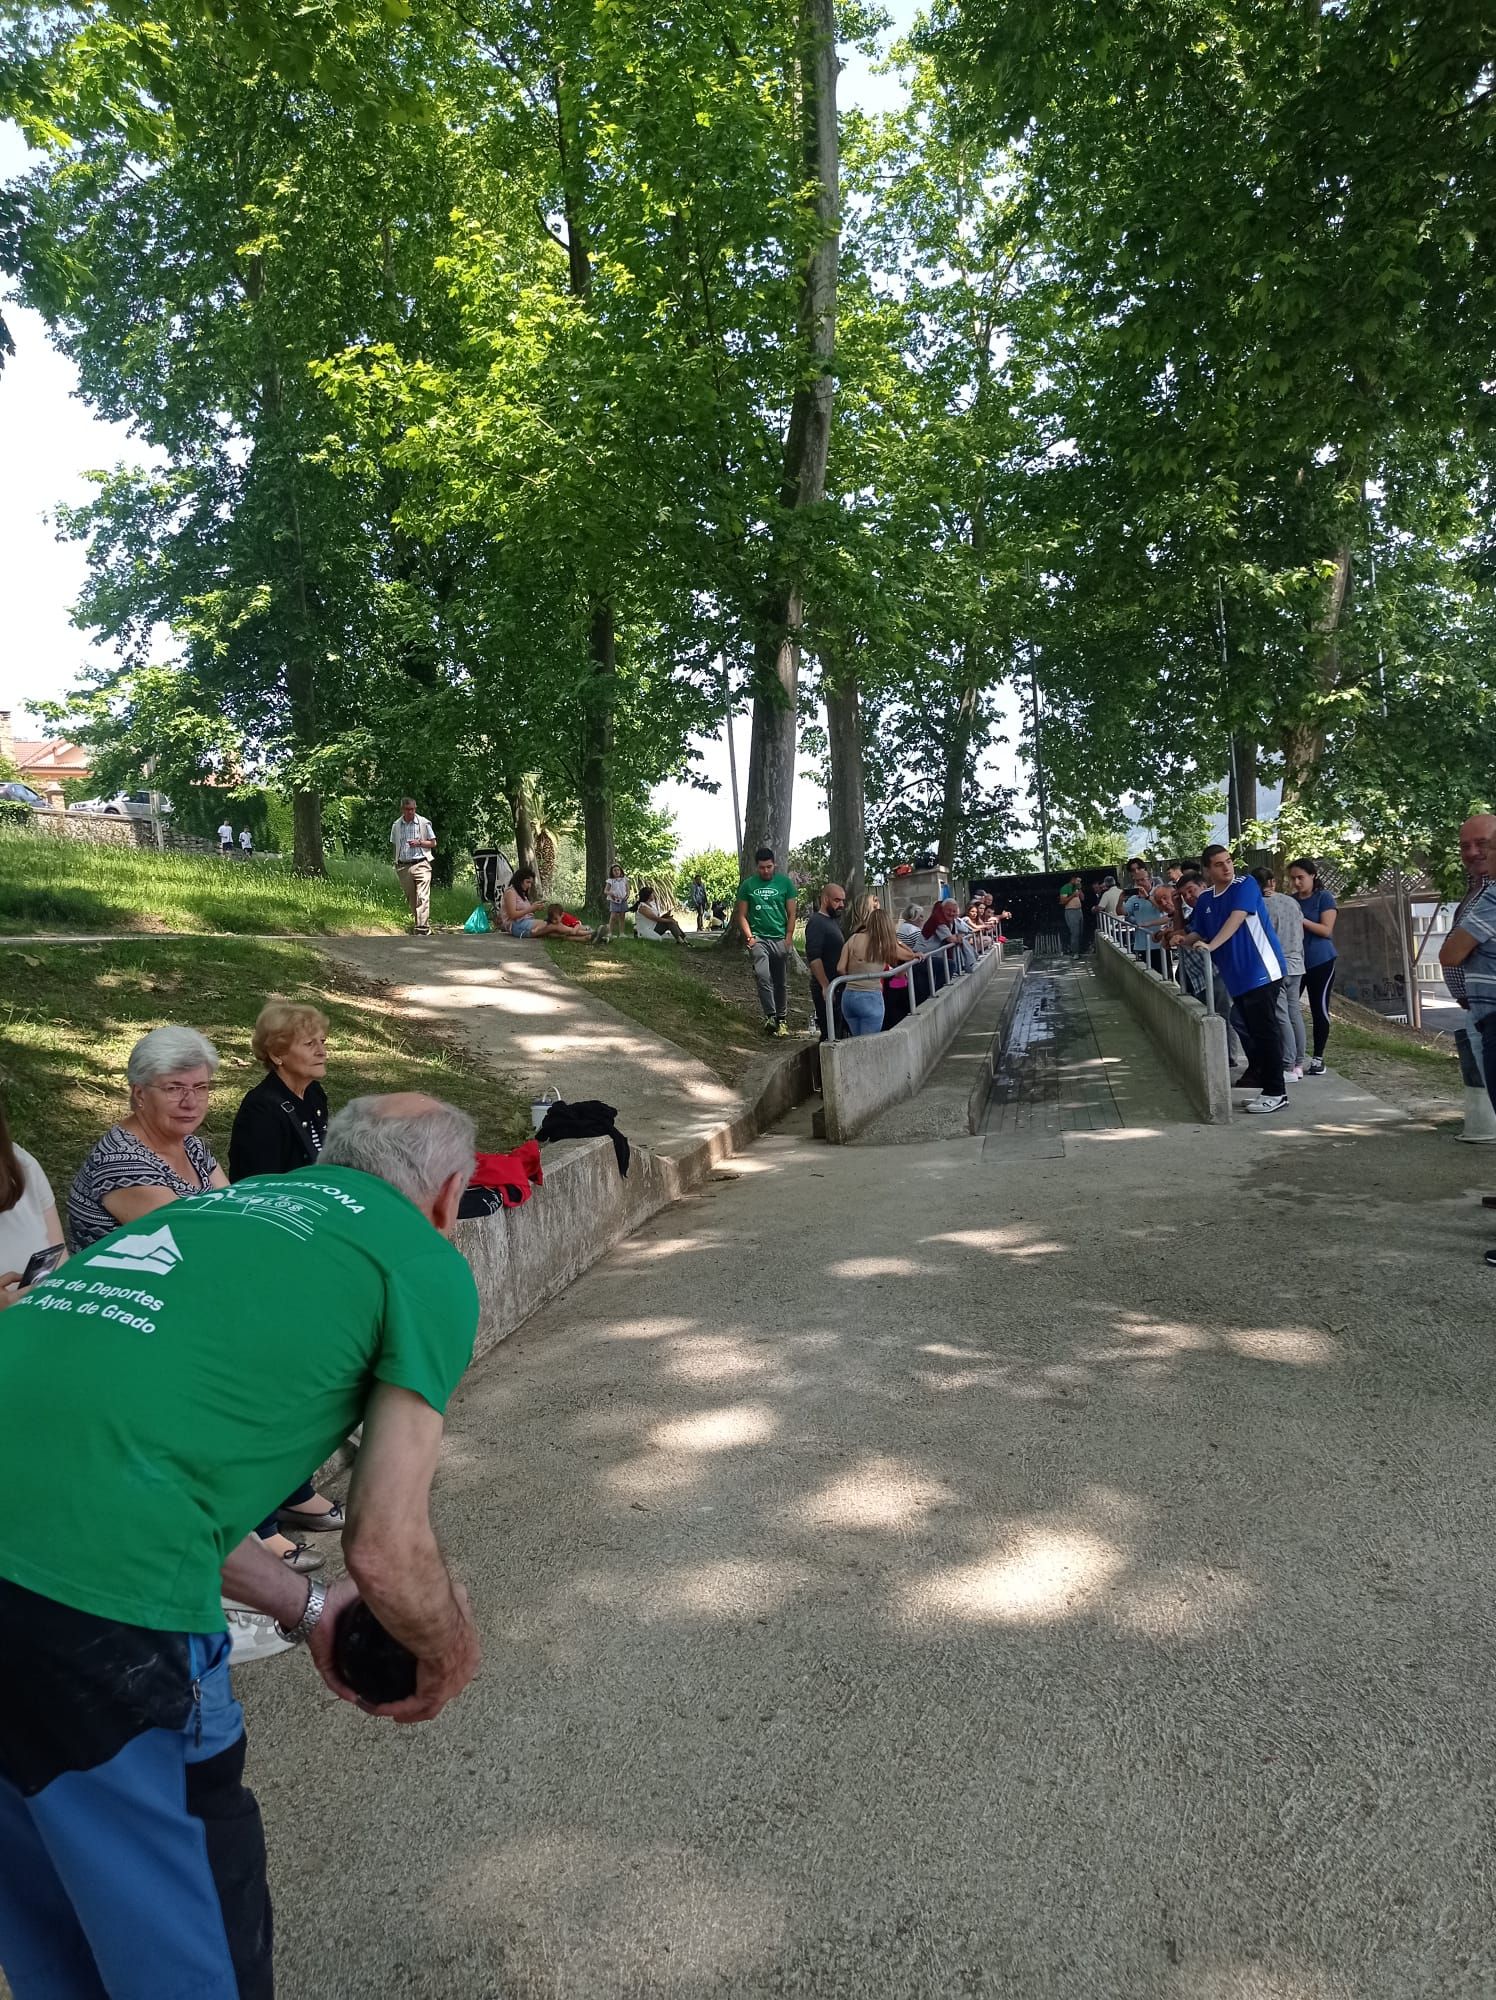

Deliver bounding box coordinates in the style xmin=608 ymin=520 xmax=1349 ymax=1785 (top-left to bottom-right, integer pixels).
xmin=1288 ymin=857 xmax=1337 ymax=1073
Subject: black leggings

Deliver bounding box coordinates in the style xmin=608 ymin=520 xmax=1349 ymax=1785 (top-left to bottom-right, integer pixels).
xmin=1300 ymin=961 xmax=1335 ymax=1059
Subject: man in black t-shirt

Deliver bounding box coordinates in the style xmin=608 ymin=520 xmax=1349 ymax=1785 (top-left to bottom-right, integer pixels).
xmin=805 ymin=882 xmax=847 ymax=1039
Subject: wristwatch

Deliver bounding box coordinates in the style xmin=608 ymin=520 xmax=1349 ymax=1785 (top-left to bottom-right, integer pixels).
xmin=276 ymin=1576 xmax=329 ymax=1646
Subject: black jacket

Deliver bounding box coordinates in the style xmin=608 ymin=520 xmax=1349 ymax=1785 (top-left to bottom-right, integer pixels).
xmin=228 ymin=1072 xmax=329 ymax=1182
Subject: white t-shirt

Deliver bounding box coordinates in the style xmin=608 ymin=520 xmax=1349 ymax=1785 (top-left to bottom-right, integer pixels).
xmin=0 ymin=1147 xmax=56 ymax=1280
xmin=605 ymin=877 xmax=629 ymax=911
xmin=218 ymin=824 xmax=234 ymax=845
xmin=1099 ymin=886 xmax=1123 ymax=916
xmin=391 ymin=815 xmax=435 ymax=865
xmin=238 ymin=830 xmax=252 ymax=851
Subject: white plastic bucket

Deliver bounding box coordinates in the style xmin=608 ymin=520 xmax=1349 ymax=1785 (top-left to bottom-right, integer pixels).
xmin=530 ymin=1086 xmax=559 ymax=1133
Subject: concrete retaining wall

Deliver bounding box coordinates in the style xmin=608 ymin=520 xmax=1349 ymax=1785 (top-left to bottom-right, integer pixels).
xmin=314 ymin=1041 xmax=815 ymax=1480
xmin=1093 ymin=936 xmax=1231 ymax=1123
xmin=819 ymin=947 xmax=1010 ymax=1144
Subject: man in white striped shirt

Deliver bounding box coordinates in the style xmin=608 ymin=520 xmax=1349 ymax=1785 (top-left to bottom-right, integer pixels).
xmin=391 ymin=797 xmax=436 ymax=936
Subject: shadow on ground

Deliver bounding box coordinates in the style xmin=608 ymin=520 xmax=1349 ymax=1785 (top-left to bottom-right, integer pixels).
xmin=245 ymin=1060 xmax=1496 ymax=1999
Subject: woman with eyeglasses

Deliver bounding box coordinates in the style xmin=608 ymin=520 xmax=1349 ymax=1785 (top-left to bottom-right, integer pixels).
xmin=68 ymin=1025 xmax=229 ymax=1252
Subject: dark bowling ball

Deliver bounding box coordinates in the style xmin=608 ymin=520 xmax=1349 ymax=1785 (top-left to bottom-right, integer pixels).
xmin=333 ymin=1601 xmax=418 ymax=1705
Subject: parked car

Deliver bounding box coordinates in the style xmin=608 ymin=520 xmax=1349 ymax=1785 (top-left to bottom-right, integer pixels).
xmin=0 ymin=781 xmax=50 ymax=808
xmin=69 ymin=790 xmax=172 ymax=819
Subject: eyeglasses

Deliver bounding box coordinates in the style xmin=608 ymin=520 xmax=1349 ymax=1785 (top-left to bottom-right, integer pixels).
xmin=151 ymin=1080 xmax=212 ymax=1101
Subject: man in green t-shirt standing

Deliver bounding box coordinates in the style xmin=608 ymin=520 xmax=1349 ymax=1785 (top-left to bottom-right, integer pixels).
xmin=734 ymin=845 xmax=799 ymax=1036
xmin=0 ymin=1093 xmax=483 ymax=2000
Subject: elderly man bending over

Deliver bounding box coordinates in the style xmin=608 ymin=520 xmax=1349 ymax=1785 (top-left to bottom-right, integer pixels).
xmin=0 ymin=1094 xmax=483 ymax=2000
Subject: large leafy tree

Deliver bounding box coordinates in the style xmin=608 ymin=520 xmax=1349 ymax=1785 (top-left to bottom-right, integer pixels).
xmin=927 ymin=0 xmax=1496 ymax=862
xmin=4 ymin=0 xmax=470 ymax=871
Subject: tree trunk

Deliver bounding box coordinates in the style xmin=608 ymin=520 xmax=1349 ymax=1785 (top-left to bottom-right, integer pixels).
xmin=507 ymin=778 xmax=537 ymax=875
xmin=937 ymin=683 xmax=981 ymax=874
xmin=292 ymin=788 xmax=324 ymax=877
xmin=1227 ymin=734 xmax=1258 ymax=842
xmin=580 ymin=600 xmax=616 ymax=915
xmin=1281 ymin=541 xmax=1352 ymax=808
xmin=741 ymin=0 xmax=839 ymax=864
xmin=825 ymin=677 xmax=865 ymax=896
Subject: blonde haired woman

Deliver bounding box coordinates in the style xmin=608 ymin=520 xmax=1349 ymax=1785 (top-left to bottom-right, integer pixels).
xmin=228 ymin=998 xmax=331 ymax=1180
xmin=836 ymin=907 xmax=916 ymax=1037
xmin=228 ymin=998 xmax=343 ymax=1558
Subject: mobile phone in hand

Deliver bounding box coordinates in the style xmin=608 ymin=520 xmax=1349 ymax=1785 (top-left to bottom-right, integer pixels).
xmin=19 ymin=1243 xmax=65 ymax=1288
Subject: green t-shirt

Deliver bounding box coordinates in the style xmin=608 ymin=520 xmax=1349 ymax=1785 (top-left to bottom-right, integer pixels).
xmin=736 ymin=872 xmax=796 ymax=941
xmin=0 ymin=1165 xmax=479 ymax=1633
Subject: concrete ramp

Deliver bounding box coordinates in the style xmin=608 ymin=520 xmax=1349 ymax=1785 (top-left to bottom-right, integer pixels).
xmin=853 ymin=957 xmax=1028 ymax=1144
xmin=982 ymin=959 xmax=1187 ymax=1154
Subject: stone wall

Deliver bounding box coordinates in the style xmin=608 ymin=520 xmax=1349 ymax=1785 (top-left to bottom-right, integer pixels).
xmin=13 ymin=808 xmax=219 ymax=857
xmin=1092 ymin=935 xmax=1232 ymax=1122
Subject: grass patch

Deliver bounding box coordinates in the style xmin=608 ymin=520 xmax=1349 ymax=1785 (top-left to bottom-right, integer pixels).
xmin=542 ymin=937 xmax=769 ymax=1085
xmin=1330 ymin=1021 xmax=1459 ymax=1073
xmin=0 ymin=831 xmax=476 ymax=936
xmin=0 ymin=938 xmax=530 ymax=1198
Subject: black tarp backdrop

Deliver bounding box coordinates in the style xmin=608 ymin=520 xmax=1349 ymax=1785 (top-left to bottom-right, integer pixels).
xmin=971 ymin=871 xmax=1121 ymax=952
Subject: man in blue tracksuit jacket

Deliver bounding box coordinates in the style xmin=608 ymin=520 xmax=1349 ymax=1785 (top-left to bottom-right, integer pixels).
xmin=1178 ymin=843 xmax=1289 ymax=1111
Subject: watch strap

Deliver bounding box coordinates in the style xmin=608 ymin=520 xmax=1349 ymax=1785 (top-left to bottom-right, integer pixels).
xmin=276 ymin=1576 xmax=329 ymax=1645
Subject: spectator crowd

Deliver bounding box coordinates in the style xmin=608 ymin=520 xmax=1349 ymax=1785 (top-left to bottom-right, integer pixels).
xmin=1082 ymin=844 xmax=1338 ymax=1114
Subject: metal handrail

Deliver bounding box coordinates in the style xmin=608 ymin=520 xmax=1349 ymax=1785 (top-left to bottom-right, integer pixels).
xmin=820 ymin=934 xmax=999 ymax=1044
xmin=1097 ymin=910 xmax=1217 ymax=1012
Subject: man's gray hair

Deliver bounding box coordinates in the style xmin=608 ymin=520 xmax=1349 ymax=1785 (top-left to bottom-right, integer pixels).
xmin=127 ymin=1025 xmax=220 ymax=1087
xmin=322 ymin=1095 xmax=475 ymax=1205
xmin=902 ymin=902 xmax=925 ymax=923
xmin=401 ymin=796 xmax=417 ymax=809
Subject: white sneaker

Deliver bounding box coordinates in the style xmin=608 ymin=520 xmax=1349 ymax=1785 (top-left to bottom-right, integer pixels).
xmin=223 ymin=1599 xmax=295 ymax=1665
xmin=1289 ymin=1066 xmax=1304 ymax=1081
xmin=1244 ymin=1094 xmax=1290 ymax=1114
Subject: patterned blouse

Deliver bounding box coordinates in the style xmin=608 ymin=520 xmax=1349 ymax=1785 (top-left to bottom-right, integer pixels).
xmin=68 ymin=1124 xmax=219 ymax=1250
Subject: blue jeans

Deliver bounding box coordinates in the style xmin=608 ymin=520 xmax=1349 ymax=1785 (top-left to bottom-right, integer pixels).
xmin=0 ymin=1581 xmax=269 ymax=1999
xmin=841 ymin=987 xmax=885 ymax=1036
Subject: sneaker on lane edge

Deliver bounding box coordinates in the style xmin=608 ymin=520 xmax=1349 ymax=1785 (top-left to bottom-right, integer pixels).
xmin=223 ymin=1600 xmax=295 ymax=1665
xmin=1243 ymin=1094 xmax=1290 ymax=1114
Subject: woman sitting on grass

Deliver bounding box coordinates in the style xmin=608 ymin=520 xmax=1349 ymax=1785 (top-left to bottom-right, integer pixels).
xmin=500 ymin=867 xmax=594 ymax=940
xmin=633 ymin=883 xmax=689 ymax=943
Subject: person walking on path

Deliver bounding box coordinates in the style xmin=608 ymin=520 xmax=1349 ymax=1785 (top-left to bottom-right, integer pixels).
xmin=1176 ymin=844 xmax=1289 ymax=1112
xmin=1060 ymin=875 xmax=1084 ymax=956
xmin=1255 ymin=869 xmax=1307 ymax=1080
xmin=0 ymin=1094 xmax=483 ymax=1999
xmin=735 ymin=847 xmax=798 ymax=1037
xmin=238 ymin=827 xmax=253 ymax=858
xmin=1288 ymin=855 xmax=1339 ymax=1073
xmin=687 ymin=872 xmax=709 ymax=931
xmin=391 ymin=796 xmax=436 ymax=935
xmin=805 ymin=882 xmax=847 ymax=1040
xmin=217 ymin=819 xmax=234 ymax=855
